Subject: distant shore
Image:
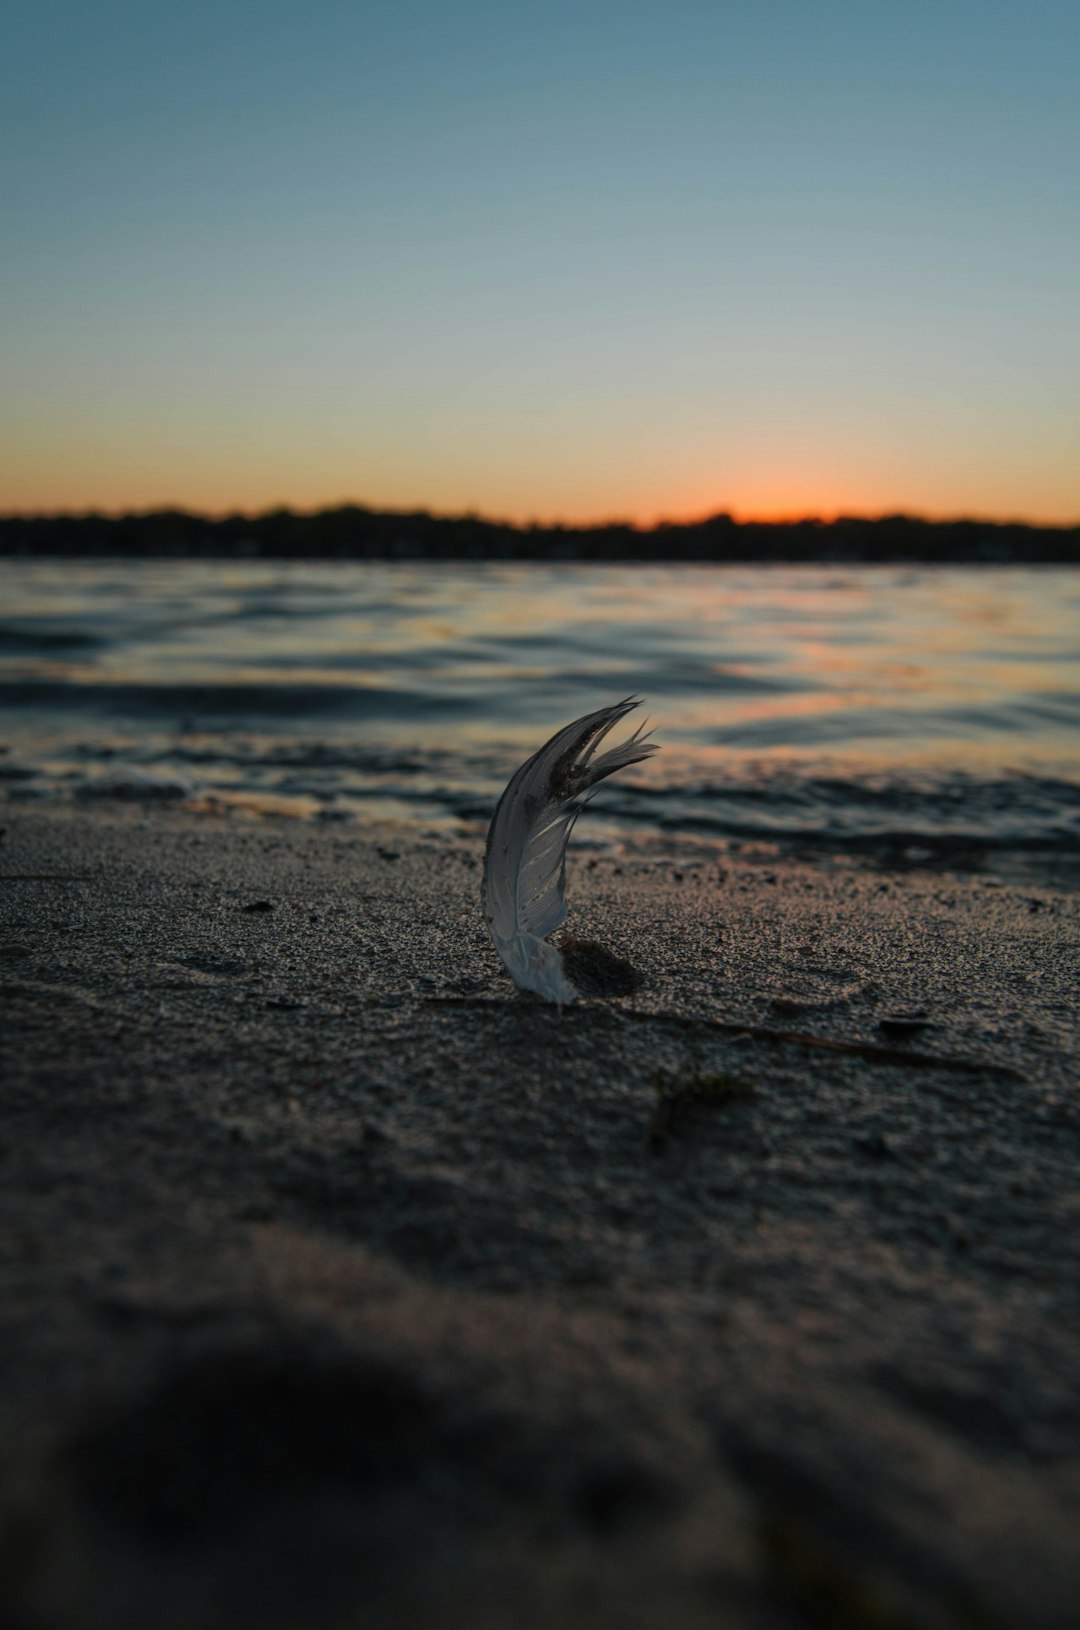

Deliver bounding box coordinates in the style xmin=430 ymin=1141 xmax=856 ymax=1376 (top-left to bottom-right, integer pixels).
xmin=2 ymin=505 xmax=1078 ymax=563
xmin=2 ymin=804 xmax=1079 ymax=1628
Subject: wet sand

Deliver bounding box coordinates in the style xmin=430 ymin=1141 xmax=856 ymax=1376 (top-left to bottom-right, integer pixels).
xmin=1 ymin=806 xmax=1078 ymax=1629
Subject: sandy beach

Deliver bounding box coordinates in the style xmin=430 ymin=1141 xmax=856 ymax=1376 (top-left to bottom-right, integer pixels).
xmin=1 ymin=804 xmax=1078 ymax=1629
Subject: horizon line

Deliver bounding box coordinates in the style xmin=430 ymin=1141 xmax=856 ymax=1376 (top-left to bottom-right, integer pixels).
xmin=3 ymin=501 xmax=1080 ymax=532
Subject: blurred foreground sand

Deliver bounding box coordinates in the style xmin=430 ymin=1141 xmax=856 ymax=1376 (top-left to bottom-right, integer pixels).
xmin=1 ymin=808 xmax=1078 ymax=1629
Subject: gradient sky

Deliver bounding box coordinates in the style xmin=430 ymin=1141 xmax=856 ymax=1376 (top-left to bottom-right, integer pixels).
xmin=3 ymin=0 xmax=1078 ymax=523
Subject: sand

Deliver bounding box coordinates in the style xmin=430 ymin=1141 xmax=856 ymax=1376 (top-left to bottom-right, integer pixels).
xmin=1 ymin=805 xmax=1078 ymax=1629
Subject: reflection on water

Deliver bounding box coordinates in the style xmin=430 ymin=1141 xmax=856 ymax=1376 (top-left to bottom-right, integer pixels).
xmin=0 ymin=560 xmax=1077 ymax=860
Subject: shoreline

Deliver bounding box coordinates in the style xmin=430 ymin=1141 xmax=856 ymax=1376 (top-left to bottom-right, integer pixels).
xmin=2 ymin=805 xmax=1079 ymax=1627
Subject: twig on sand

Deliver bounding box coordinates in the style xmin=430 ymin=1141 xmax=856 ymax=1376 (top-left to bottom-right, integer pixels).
xmin=616 ymin=1007 xmax=1028 ymax=1081
xmin=420 ymin=995 xmax=1027 ymax=1083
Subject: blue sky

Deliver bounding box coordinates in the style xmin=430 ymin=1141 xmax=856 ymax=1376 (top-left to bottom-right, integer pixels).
xmin=3 ymin=0 xmax=1078 ymax=520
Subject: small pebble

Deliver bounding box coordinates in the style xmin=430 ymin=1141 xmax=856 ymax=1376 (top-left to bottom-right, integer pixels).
xmin=878 ymin=1014 xmax=931 ymax=1039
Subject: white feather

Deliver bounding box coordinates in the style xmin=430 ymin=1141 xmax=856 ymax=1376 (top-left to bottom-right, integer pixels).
xmin=482 ymin=698 xmax=657 ymax=1005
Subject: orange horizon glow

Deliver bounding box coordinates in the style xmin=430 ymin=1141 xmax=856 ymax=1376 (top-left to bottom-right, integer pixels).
xmin=4 ymin=396 xmax=1078 ymax=531
xmin=4 ymin=455 xmax=1078 ymax=532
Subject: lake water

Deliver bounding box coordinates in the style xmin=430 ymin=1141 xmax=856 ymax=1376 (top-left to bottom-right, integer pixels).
xmin=1 ymin=559 xmax=1077 ymax=875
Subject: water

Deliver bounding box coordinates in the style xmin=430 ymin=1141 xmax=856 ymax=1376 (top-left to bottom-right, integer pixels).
xmin=1 ymin=559 xmax=1077 ymax=876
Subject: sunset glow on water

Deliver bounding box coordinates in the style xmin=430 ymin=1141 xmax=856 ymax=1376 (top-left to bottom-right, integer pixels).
xmin=2 ymin=560 xmax=1076 ymax=869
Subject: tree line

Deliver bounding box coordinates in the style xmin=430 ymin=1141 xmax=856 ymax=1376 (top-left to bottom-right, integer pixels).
xmin=1 ymin=505 xmax=1076 ymax=562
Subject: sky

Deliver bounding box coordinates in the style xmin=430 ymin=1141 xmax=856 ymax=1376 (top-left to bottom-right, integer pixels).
xmin=3 ymin=0 xmax=1079 ymax=524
